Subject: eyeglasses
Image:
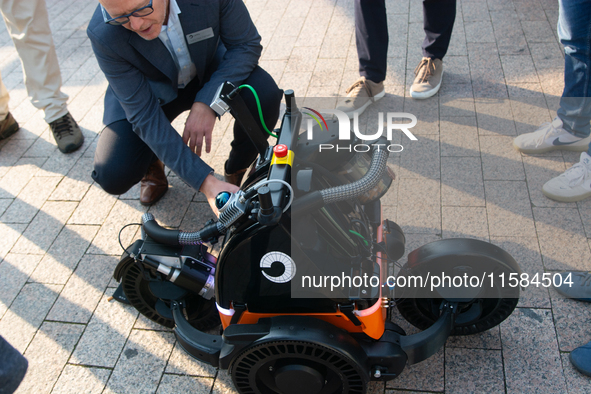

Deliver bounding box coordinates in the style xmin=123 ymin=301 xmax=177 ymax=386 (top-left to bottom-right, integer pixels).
xmin=101 ymin=0 xmax=154 ymax=26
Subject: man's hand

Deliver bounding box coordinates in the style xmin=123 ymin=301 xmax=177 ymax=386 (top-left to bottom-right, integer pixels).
xmin=199 ymin=174 xmax=240 ymax=216
xmin=183 ymin=102 xmax=217 ymax=156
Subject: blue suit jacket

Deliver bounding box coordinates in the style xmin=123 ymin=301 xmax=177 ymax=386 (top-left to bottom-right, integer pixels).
xmin=87 ymin=0 xmax=262 ymax=191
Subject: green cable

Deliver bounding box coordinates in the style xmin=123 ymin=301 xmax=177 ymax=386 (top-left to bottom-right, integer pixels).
xmin=238 ymin=84 xmax=278 ymax=138
xmin=349 ymin=230 xmax=368 ymax=247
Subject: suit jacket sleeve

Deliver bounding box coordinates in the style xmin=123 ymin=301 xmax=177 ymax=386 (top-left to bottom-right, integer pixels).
xmin=193 ymin=0 xmax=262 ymax=105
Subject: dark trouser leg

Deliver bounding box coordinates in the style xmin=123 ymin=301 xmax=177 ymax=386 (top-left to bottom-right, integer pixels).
xmin=422 ymin=0 xmax=456 ymax=60
xmin=92 ymin=120 xmax=157 ymax=195
xmin=92 ymin=78 xmax=201 ymax=195
xmin=225 ymin=66 xmax=282 ymax=174
xmin=0 ymin=335 xmax=28 ymax=394
xmin=355 ymin=0 xmax=388 ymax=83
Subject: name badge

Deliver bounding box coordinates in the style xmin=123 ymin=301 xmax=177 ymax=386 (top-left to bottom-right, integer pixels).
xmin=186 ymin=27 xmax=214 ymax=44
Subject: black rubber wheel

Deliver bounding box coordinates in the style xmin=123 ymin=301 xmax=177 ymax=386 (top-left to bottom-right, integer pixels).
xmin=120 ymin=256 xmax=220 ymax=331
xmin=231 ymin=340 xmax=367 ymax=394
xmin=397 ymin=296 xmax=519 ymax=336
xmin=395 ymin=238 xmax=521 ymax=336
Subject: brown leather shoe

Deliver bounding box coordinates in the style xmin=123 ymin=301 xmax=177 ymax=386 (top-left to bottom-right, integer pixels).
xmin=0 ymin=112 xmax=19 ymax=140
xmin=224 ymin=167 xmax=248 ymax=187
xmin=140 ymin=160 xmax=168 ymax=206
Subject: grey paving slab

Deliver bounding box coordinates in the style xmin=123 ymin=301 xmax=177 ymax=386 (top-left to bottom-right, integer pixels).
xmin=1 ymin=176 xmax=61 ymax=223
xmin=442 ymin=206 xmax=489 ymax=241
xmin=103 ymin=329 xmax=175 ymax=394
xmin=16 ymin=321 xmax=84 ymax=394
xmin=441 ymin=156 xmax=485 ymax=206
xmin=51 ymin=365 xmax=111 ymax=394
xmin=29 ymin=224 xmax=99 ymax=285
xmin=386 ymin=348 xmax=444 ymax=392
xmin=480 ymin=135 xmax=525 ymax=180
xmin=71 ymin=290 xmax=138 ymax=367
xmin=397 ymin=134 xmax=440 ymax=179
xmin=501 ymin=307 xmax=568 ymax=394
xmin=165 ymin=342 xmax=217 ymax=377
xmin=157 ymin=374 xmax=214 ymax=394
xmin=0 ymin=253 xmax=42 ymax=319
xmin=0 ymin=222 xmax=26 ymax=262
xmin=446 ymin=326 xmax=502 ymax=350
xmin=439 ymin=117 xmax=480 ymax=157
xmin=68 ymin=184 xmax=117 ymax=225
xmin=562 ymin=352 xmax=591 ymax=394
xmin=0 ymin=283 xmax=62 ymax=353
xmin=396 ymin=178 xmax=441 ymax=234
xmin=474 ymin=99 xmax=516 ymax=136
xmin=46 ymin=254 xmax=115 ymax=323
xmin=523 ymin=155 xmax=573 ymax=208
xmin=533 ymin=207 xmax=591 ymax=271
xmin=445 ymin=348 xmax=504 ymax=393
xmin=485 ymin=180 xmax=536 ymax=237
xmin=551 ymin=287 xmax=591 ymax=352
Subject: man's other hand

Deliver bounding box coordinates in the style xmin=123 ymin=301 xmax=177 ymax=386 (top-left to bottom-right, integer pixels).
xmin=183 ymin=102 xmax=217 ymax=156
xmin=199 ymin=174 xmax=240 ymax=216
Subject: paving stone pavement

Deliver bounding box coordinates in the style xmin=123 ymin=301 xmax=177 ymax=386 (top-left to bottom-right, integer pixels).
xmin=1 ymin=0 xmax=590 ymax=393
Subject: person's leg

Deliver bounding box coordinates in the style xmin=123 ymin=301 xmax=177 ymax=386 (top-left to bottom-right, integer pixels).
xmin=0 ymin=335 xmax=28 ymax=394
xmin=0 ymin=71 xmax=9 ymax=121
xmin=422 ymin=0 xmax=457 ymax=60
xmin=355 ymin=0 xmax=388 ymax=83
xmin=92 ymin=120 xmax=158 ymax=195
xmin=0 ymin=0 xmax=68 ymax=123
xmin=556 ymin=0 xmax=591 ymax=147
xmin=226 ymin=66 xmax=282 ymax=175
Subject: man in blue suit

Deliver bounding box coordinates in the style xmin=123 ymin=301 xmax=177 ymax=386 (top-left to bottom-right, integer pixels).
xmin=87 ymin=0 xmax=281 ymax=211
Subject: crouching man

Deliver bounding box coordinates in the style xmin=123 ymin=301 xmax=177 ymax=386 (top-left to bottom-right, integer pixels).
xmin=87 ymin=0 xmax=281 ymax=212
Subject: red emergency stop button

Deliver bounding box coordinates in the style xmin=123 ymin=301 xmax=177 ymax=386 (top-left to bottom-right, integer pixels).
xmin=273 ymin=144 xmax=288 ymax=158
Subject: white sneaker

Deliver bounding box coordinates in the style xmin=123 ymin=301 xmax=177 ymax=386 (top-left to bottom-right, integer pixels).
xmin=513 ymin=118 xmax=591 ymax=154
xmin=543 ymin=152 xmax=591 ymax=202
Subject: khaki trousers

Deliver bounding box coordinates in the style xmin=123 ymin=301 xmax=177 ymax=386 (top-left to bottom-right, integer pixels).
xmin=0 ymin=0 xmax=68 ymax=123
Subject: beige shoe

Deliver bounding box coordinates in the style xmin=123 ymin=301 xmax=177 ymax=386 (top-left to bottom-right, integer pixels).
xmin=336 ymin=76 xmax=385 ymax=119
xmin=0 ymin=112 xmax=19 ymax=140
xmin=410 ymin=57 xmax=443 ymax=99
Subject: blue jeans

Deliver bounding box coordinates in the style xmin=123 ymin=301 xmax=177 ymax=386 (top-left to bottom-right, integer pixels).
xmin=557 ymin=0 xmax=591 ymax=154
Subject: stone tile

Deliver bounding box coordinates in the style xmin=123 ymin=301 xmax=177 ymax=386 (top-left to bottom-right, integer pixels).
xmin=522 ymin=20 xmax=558 ymax=43
xmin=509 ymin=95 xmax=551 ymax=136
xmin=445 ymin=348 xmax=504 ymax=393
xmin=491 ymin=236 xmax=550 ymax=308
xmin=465 ymin=21 xmax=495 ymax=43
xmin=475 ymin=99 xmax=516 ymax=136
xmin=538 ymin=68 xmax=564 ymax=98
xmin=533 ymin=207 xmax=591 ymax=271
xmin=562 ymin=352 xmax=591 ymax=394
xmin=461 ymin=1 xmax=490 ymax=21
xmin=47 ymin=254 xmax=116 ymax=323
xmin=523 ymin=156 xmax=573 ymax=208
xmin=529 ymin=42 xmax=564 ymax=71
xmin=490 ymin=11 xmax=529 ymax=56
xmin=29 ymin=224 xmax=99 ymax=285
xmin=211 ymin=370 xmax=239 ymax=394
xmin=284 ymin=46 xmax=320 ymax=74
xmin=439 ymin=89 xmax=475 ymax=118
xmin=480 ymin=136 xmax=525 ymax=180
xmin=51 ymin=365 xmax=111 ymax=394
xmin=148 ymin=176 xmax=195 ymax=228
xmin=485 ymin=181 xmax=536 ymax=237
xmin=0 ymin=254 xmax=42 ymax=318
xmin=0 ymin=283 xmax=61 ymax=353
xmin=501 ymin=308 xmax=568 ymax=393
xmin=446 ymin=326 xmax=502 ymax=350
xmin=397 ymin=134 xmax=440 ymax=180
xmin=386 ymin=348 xmax=443 ymax=391
xmin=11 ymin=201 xmax=77 ymax=255
xmin=396 ymin=178 xmax=441 ymax=235
xmin=165 ymin=342 xmax=217 ymax=377
xmin=309 ymin=58 xmax=346 ymax=87
xmin=17 ymin=322 xmax=84 ymax=394
xmin=49 ymin=157 xmax=94 ymax=201
xmin=103 ymin=329 xmax=175 ymax=394
xmin=68 ymin=184 xmax=118 ymax=225
xmin=551 ymin=288 xmax=591 ymax=352
xmin=578 ymin=198 xmax=591 ymax=239
xmin=0 ymin=222 xmax=26 ymax=261
xmin=439 ymin=117 xmax=480 ymax=157
xmin=1 ymin=176 xmax=61 ymax=223
xmin=72 ymin=289 xmax=138 ymax=367
xmin=500 ymin=55 xmax=538 ymax=84
xmin=86 ymin=199 xmax=146 ymax=255
xmin=514 ymin=0 xmax=548 ymax=21
xmin=157 ymin=374 xmax=214 ymax=394
xmin=180 ymin=202 xmax=218 ymax=230
xmin=441 ymin=156 xmax=485 ymax=207
xmin=0 ymin=198 xmax=11 ymax=217
xmin=442 ymin=206 xmax=489 ymax=241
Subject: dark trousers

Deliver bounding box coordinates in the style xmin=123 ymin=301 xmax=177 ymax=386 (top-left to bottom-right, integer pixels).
xmin=92 ymin=66 xmax=282 ymax=195
xmin=0 ymin=336 xmax=28 ymax=394
xmin=355 ymin=0 xmax=457 ymax=83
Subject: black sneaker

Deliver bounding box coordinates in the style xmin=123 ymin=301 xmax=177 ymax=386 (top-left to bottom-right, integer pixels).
xmin=49 ymin=112 xmax=84 ymax=153
xmin=0 ymin=112 xmax=19 ymax=140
